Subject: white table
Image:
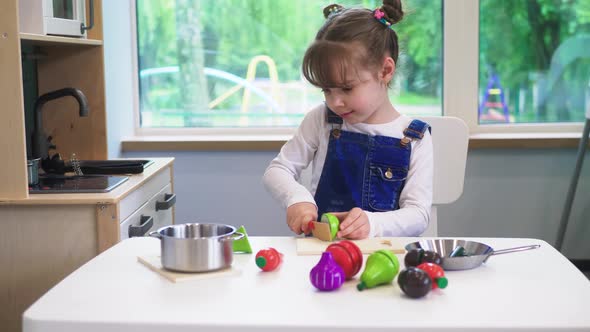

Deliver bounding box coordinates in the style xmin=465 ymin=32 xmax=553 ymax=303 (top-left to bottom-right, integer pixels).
xmin=23 ymin=236 xmax=590 ymax=332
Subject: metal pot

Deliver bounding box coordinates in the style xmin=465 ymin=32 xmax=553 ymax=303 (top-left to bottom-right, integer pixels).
xmin=405 ymin=239 xmax=540 ymax=271
xmin=149 ymin=223 xmax=244 ymax=272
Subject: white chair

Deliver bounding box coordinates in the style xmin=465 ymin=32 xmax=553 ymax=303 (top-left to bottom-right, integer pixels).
xmin=299 ymin=116 xmax=469 ymax=236
xmin=419 ymin=116 xmax=469 ymax=236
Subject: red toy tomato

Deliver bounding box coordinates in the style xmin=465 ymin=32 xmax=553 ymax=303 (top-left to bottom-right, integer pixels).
xmin=255 ymin=248 xmax=283 ymax=272
xmin=416 ymin=262 xmax=448 ymax=289
xmin=326 ymin=240 xmax=363 ymax=280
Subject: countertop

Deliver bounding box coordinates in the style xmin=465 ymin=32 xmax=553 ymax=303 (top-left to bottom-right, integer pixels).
xmin=23 ymin=236 xmax=590 ymax=332
xmin=0 ymin=157 xmax=174 ymax=205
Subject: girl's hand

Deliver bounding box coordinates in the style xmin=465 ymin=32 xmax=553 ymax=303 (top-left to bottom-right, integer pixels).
xmin=331 ymin=207 xmax=370 ymax=240
xmin=286 ymin=202 xmax=318 ymax=235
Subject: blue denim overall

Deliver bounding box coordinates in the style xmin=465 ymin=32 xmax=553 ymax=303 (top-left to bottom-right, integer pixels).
xmin=314 ymin=108 xmax=430 ymax=217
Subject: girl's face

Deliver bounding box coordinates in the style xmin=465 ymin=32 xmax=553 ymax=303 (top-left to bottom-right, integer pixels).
xmin=321 ymin=58 xmax=396 ymax=125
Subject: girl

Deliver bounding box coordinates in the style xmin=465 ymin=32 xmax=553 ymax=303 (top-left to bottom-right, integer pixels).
xmin=263 ymin=0 xmax=433 ymax=239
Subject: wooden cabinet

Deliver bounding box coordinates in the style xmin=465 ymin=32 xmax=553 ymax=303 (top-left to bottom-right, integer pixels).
xmin=0 ymin=0 xmax=107 ymax=201
xmin=0 ymin=158 xmax=175 ymax=332
xmin=0 ymin=2 xmax=176 ymax=332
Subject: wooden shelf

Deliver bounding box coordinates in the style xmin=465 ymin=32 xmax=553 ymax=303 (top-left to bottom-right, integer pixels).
xmin=20 ymin=33 xmax=102 ymax=46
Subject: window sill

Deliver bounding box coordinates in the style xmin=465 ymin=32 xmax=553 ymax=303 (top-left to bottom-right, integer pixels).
xmin=121 ymin=135 xmax=292 ymax=151
xmin=468 ymin=132 xmax=588 ymax=149
xmin=121 ymin=133 xmax=589 ymax=152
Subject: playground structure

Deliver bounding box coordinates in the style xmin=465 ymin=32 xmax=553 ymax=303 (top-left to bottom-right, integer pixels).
xmin=207 ymin=55 xmax=282 ymax=115
xmin=139 ymin=56 xmax=283 ymax=114
xmin=478 ymin=69 xmax=511 ymax=123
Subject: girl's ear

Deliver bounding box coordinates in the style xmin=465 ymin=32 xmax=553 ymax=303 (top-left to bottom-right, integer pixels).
xmin=380 ymin=57 xmax=396 ymax=83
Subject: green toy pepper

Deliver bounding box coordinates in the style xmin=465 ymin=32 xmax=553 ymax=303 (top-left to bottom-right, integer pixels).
xmin=321 ymin=213 xmax=340 ymax=241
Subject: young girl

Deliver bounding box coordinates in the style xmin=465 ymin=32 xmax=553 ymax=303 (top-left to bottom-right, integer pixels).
xmin=263 ymin=0 xmax=433 ymax=239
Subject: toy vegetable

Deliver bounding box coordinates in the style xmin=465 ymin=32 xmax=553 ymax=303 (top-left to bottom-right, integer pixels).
xmin=255 ymin=248 xmax=283 ymax=272
xmin=326 ymin=240 xmax=363 ymax=280
xmin=310 ymin=251 xmax=345 ymax=291
xmin=321 ymin=213 xmax=340 ymax=241
xmin=416 ymin=262 xmax=448 ymax=289
xmin=232 ymin=225 xmax=253 ymax=253
xmin=404 ymin=248 xmax=442 ymax=267
xmin=398 ymin=267 xmax=432 ymax=298
xmin=449 ymin=245 xmax=467 ymax=257
xmin=357 ymin=249 xmax=400 ymax=291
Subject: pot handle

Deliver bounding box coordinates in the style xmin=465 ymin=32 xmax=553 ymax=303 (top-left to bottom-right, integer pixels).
xmin=148 ymin=230 xmax=162 ymax=239
xmin=221 ymin=231 xmax=244 ymax=242
xmin=491 ymin=244 xmax=540 ymax=256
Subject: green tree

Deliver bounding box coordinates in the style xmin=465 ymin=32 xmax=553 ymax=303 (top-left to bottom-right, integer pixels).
xmin=480 ymin=0 xmax=590 ymax=122
xmin=176 ymin=0 xmax=209 ymax=125
xmin=396 ymin=0 xmax=442 ymax=96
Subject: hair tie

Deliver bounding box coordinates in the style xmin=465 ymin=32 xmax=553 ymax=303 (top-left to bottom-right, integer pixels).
xmin=373 ymin=8 xmax=394 ymax=30
xmin=324 ymin=4 xmax=344 ymax=18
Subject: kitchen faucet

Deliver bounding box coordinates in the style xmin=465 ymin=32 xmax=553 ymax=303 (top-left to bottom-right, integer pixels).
xmin=31 ymin=88 xmax=89 ymax=160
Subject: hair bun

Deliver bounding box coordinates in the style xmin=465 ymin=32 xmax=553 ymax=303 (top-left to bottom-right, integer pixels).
xmin=381 ymin=0 xmax=404 ymax=25
xmin=323 ymin=4 xmax=344 ymax=19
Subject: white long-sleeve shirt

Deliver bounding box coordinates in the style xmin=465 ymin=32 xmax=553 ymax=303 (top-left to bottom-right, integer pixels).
xmin=263 ymin=104 xmax=433 ymax=237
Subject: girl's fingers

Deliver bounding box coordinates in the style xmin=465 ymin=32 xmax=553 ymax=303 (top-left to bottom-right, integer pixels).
xmin=352 ymin=223 xmax=370 ymax=239
xmin=341 ymin=221 xmax=370 ymax=239
xmin=288 ymin=219 xmax=302 ymax=234
xmin=338 ymin=218 xmax=364 ymax=238
xmin=339 ymin=208 xmax=363 ymax=231
xmin=300 ymin=215 xmax=316 ymax=235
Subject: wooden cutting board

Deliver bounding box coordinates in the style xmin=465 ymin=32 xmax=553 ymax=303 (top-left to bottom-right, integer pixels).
xmin=296 ymin=237 xmax=407 ymax=255
xmin=138 ymin=256 xmax=241 ymax=283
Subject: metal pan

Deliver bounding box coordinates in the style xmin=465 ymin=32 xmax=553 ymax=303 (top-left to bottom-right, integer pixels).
xmin=405 ymin=239 xmax=540 ymax=271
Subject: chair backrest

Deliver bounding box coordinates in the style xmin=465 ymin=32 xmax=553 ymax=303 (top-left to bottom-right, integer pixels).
xmin=298 ymin=116 xmax=469 ymax=236
xmin=419 ymin=116 xmax=469 ymax=236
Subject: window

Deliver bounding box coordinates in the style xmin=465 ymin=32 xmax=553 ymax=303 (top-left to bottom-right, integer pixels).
xmin=445 ymin=0 xmax=588 ymax=135
xmin=479 ymin=0 xmax=590 ymax=125
xmin=133 ymin=1 xmax=588 ymax=138
xmin=135 ymin=0 xmax=443 ymax=131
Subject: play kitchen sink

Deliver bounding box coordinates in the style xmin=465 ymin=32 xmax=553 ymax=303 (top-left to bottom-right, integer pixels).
xmin=27 ymin=86 xmax=154 ymax=193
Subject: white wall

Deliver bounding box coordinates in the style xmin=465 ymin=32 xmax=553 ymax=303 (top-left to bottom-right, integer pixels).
xmin=439 ymin=149 xmax=590 ymax=259
xmin=103 ymin=1 xmax=135 ymax=158
xmin=105 ymin=2 xmax=590 ymax=259
xmin=121 ymin=149 xmax=590 ymax=259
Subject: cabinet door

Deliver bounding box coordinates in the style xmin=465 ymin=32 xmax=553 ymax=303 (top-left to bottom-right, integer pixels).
xmin=120 ymin=183 xmax=174 ymax=240
xmin=119 ymin=168 xmax=171 ymax=222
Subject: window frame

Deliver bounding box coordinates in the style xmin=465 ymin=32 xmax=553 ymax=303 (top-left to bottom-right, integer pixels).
xmin=129 ymin=0 xmax=585 ymax=140
xmin=444 ymin=0 xmax=584 ymax=136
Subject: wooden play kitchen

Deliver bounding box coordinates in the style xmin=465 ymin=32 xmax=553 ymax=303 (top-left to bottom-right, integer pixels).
xmin=1 ymin=3 xmax=178 ymax=332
